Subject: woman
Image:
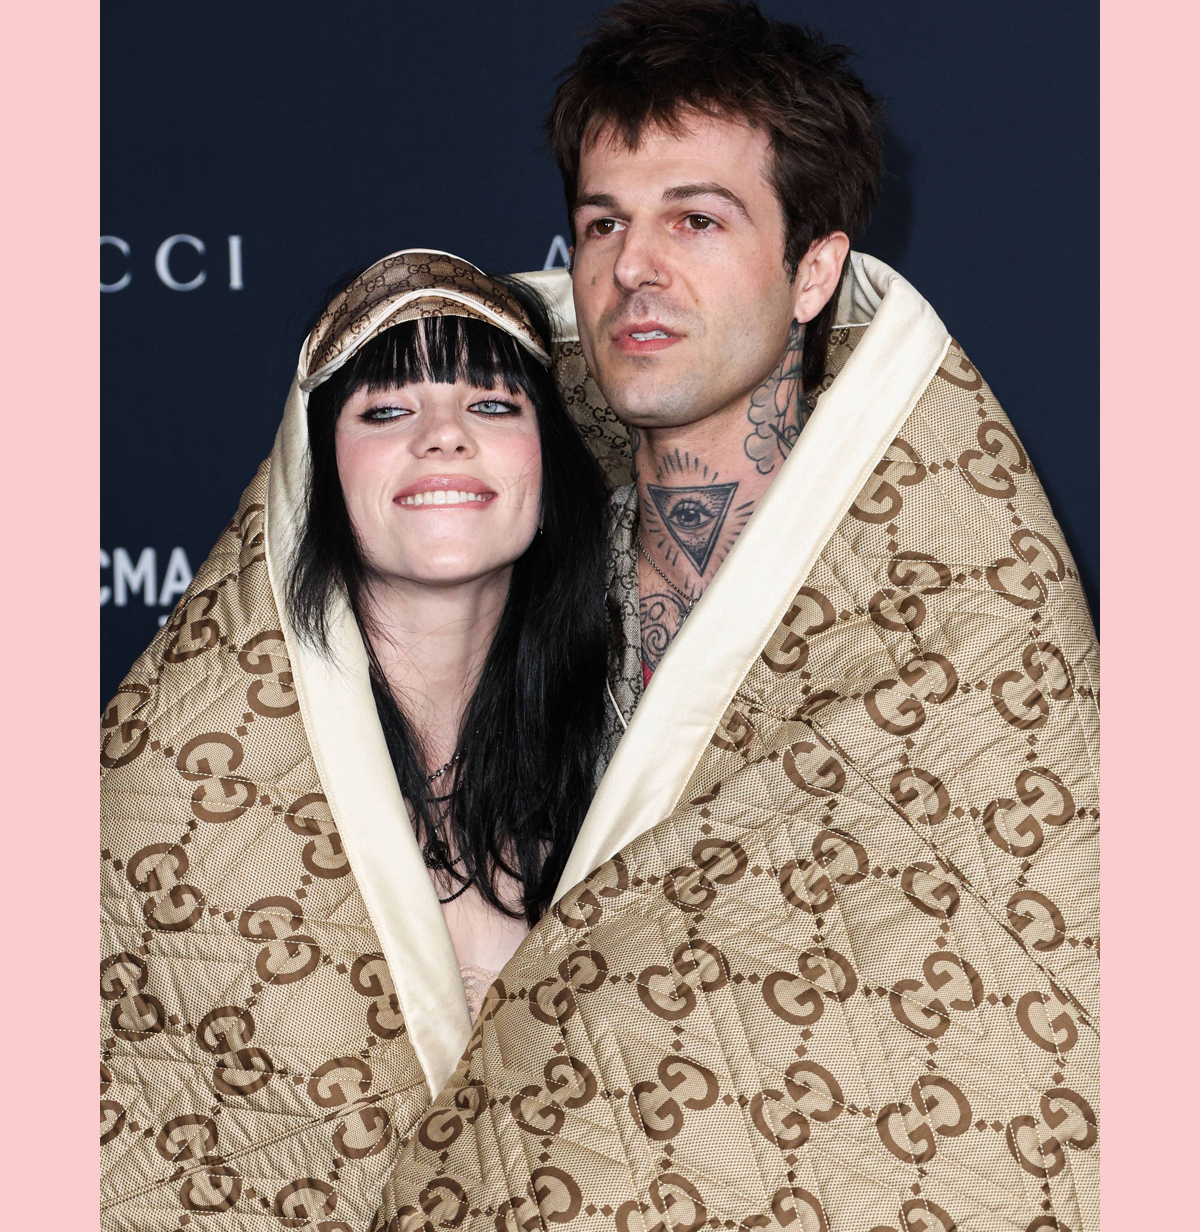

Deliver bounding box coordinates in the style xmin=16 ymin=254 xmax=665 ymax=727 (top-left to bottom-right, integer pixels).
xmin=100 ymin=251 xmax=613 ymax=1228
xmin=291 ymin=256 xmax=609 ymax=1015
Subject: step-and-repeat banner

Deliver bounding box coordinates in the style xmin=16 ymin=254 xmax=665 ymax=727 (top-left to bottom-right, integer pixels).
xmin=102 ymin=2 xmax=1098 ymax=704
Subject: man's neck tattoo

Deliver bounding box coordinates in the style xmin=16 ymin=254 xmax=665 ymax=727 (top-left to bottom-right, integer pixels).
xmin=647 ymin=482 xmax=738 ymax=574
xmin=628 ymin=322 xmax=807 ymax=676
xmin=641 ymin=451 xmax=754 ymax=583
xmin=744 ymin=320 xmax=805 ymax=475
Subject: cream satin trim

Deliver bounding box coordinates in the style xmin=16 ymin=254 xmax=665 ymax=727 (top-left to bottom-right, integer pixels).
xmin=553 ymin=253 xmax=951 ymax=898
xmin=264 ymin=366 xmax=472 ymax=1099
xmin=512 ymin=268 xmax=578 ymax=341
xmin=606 ymin=679 xmax=630 ymax=732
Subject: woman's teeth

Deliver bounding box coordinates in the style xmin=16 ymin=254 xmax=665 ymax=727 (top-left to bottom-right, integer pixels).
xmin=631 ymin=330 xmax=669 ymax=340
xmin=399 ymin=490 xmax=489 ymax=506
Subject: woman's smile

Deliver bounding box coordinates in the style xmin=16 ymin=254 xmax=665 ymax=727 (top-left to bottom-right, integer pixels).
xmin=393 ymin=474 xmax=497 ymax=509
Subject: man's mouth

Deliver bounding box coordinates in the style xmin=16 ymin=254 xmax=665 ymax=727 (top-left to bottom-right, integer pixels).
xmin=613 ymin=321 xmax=681 ymax=354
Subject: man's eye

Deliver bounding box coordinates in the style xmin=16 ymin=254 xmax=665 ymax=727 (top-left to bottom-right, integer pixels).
xmin=470 ymin=399 xmax=520 ymax=416
xmin=685 ymin=214 xmax=716 ymax=231
xmin=588 ymin=218 xmax=622 ymax=237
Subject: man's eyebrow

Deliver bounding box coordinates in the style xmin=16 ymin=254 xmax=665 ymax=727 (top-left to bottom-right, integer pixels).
xmin=661 ymin=182 xmax=751 ymax=220
xmin=572 ymin=191 xmax=621 ymax=214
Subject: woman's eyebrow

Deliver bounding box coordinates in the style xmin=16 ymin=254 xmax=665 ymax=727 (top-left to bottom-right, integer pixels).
xmin=661 ymin=182 xmax=751 ymax=220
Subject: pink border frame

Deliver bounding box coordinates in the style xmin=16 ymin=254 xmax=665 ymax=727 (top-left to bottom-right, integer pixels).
xmin=0 ymin=1 xmax=1192 ymax=1224
xmin=1100 ymin=0 xmax=1198 ymax=1223
xmin=1 ymin=2 xmax=100 ymax=1224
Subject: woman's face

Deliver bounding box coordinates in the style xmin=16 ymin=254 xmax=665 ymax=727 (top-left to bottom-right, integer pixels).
xmin=335 ymin=376 xmax=542 ymax=589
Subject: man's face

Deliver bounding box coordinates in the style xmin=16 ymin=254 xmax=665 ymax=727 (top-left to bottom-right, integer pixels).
xmin=571 ymin=112 xmax=800 ymax=429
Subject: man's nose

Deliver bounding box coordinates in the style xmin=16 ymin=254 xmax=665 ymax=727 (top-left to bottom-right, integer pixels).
xmin=612 ymin=222 xmax=670 ymax=295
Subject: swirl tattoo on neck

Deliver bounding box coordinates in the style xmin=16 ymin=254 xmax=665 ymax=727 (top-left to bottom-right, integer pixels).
xmin=744 ymin=320 xmax=805 ymax=475
xmin=640 ymin=591 xmax=691 ymax=673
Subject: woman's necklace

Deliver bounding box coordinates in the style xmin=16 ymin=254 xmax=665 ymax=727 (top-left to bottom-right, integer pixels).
xmin=423 ymin=751 xmax=473 ymax=903
xmin=637 ymin=527 xmax=698 ymax=613
xmin=435 ymin=871 xmax=472 ymax=905
xmin=426 ymin=750 xmax=462 ymax=783
xmin=425 ymin=830 xmax=473 ymax=904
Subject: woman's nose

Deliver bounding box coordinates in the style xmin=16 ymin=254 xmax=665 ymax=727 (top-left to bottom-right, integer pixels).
xmin=410 ymin=402 xmax=476 ymax=456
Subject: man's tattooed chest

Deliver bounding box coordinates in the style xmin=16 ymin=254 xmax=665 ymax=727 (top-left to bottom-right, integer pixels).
xmin=639 ymin=584 xmax=690 ymax=674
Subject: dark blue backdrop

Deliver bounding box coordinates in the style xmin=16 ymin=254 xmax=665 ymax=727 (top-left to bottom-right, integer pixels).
xmin=101 ymin=1 xmax=1098 ymax=705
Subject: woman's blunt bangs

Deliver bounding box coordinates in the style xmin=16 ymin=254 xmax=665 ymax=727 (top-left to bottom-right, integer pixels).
xmin=317 ymin=312 xmax=544 ymax=411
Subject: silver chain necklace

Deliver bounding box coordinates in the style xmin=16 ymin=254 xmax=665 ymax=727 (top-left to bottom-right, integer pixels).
xmin=423 ymin=753 xmax=472 ymax=902
xmin=425 ymin=750 xmax=462 ymax=784
xmin=637 ymin=527 xmax=698 ymax=612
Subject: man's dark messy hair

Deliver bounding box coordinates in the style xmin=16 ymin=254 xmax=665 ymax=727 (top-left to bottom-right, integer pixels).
xmin=545 ymin=0 xmax=883 ymax=390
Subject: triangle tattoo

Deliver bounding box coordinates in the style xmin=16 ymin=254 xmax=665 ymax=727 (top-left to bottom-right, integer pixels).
xmin=648 ymin=482 xmax=739 ymax=575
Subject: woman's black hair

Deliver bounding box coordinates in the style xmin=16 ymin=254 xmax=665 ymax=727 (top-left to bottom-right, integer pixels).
xmin=287 ymin=272 xmax=609 ymax=925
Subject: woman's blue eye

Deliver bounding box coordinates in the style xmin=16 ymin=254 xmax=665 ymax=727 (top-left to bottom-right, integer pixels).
xmin=472 ymin=399 xmax=520 ymax=416
xmin=362 ymin=405 xmax=409 ymax=421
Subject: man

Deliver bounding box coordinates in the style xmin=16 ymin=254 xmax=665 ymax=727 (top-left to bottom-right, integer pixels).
xmin=381 ymin=4 xmax=1099 ymax=1232
xmin=555 ymin=1 xmax=877 ymax=685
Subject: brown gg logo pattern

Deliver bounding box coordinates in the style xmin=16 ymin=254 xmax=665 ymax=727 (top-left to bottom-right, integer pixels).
xmin=302 ymin=251 xmax=548 ymax=391
xmin=101 ymin=464 xmax=430 ymax=1230
xmin=373 ymin=335 xmax=1098 ymax=1232
xmin=553 ymin=340 xmax=634 ymax=489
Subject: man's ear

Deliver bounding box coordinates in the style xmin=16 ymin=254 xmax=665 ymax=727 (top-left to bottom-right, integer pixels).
xmin=792 ymin=232 xmax=850 ymax=324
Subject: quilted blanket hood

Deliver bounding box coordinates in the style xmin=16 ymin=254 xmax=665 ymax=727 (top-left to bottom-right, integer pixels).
xmin=101 ymin=253 xmax=1099 ymax=1232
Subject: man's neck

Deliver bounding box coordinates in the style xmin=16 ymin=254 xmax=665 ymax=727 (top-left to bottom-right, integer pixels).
xmin=633 ymin=321 xmax=805 ymax=640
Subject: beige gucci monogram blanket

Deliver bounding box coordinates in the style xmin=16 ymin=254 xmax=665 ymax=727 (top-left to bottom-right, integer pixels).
xmin=101 ymin=254 xmax=1098 ymax=1232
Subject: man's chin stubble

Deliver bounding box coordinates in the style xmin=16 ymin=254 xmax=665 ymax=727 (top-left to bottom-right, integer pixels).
xmin=606 ymin=371 xmax=714 ymax=430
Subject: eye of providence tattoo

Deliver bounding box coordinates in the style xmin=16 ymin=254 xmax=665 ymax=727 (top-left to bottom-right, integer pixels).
xmin=643 ymin=450 xmax=754 ymax=579
xmin=646 ymin=482 xmax=739 ymax=574
xmin=744 ymin=319 xmax=805 ymax=476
